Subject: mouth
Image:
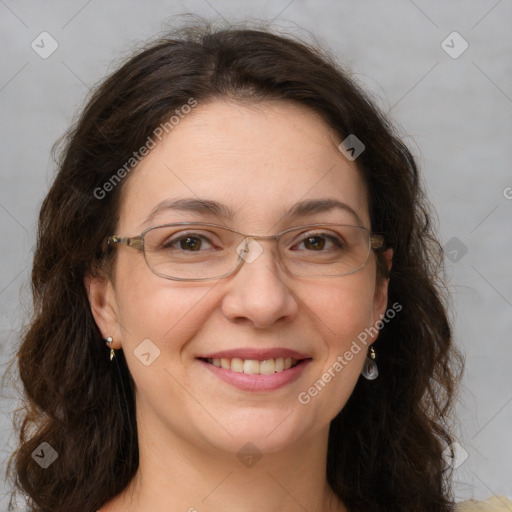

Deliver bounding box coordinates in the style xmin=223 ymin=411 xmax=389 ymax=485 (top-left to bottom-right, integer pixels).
xmin=195 ymin=350 xmax=313 ymax=392
xmin=197 ymin=356 xmax=305 ymax=375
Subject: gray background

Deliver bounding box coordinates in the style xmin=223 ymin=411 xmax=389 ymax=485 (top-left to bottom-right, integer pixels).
xmin=1 ymin=0 xmax=511 ymax=507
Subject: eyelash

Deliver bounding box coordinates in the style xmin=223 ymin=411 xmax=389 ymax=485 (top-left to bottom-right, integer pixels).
xmin=162 ymin=231 xmax=344 ymax=252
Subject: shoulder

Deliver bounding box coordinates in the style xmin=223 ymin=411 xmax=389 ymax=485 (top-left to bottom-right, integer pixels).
xmin=456 ymin=496 xmax=512 ymax=511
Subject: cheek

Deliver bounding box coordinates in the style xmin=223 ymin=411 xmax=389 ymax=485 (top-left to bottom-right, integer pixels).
xmin=296 ymin=278 xmax=376 ymax=422
xmin=304 ymin=273 xmax=376 ymax=348
xmin=113 ymin=254 xmax=211 ymax=351
xmin=113 ymin=268 xmax=216 ymax=413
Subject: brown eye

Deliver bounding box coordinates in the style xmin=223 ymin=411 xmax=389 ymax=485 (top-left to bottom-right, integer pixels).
xmin=164 ymin=234 xmax=213 ymax=251
xmin=303 ymin=236 xmax=326 ymax=251
xmin=176 ymin=236 xmax=203 ymax=251
xmin=292 ymin=232 xmax=343 ymax=252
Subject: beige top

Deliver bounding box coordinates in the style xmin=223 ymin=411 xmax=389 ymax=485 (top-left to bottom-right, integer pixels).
xmin=456 ymin=496 xmax=512 ymax=511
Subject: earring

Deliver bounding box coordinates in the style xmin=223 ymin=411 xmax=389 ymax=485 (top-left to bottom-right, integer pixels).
xmin=105 ymin=336 xmax=115 ymax=361
xmin=362 ymin=346 xmax=378 ymax=380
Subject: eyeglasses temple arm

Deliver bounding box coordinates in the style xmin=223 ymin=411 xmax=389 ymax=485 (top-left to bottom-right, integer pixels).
xmin=370 ymin=234 xmax=385 ymax=250
xmin=108 ymin=235 xmax=144 ymax=250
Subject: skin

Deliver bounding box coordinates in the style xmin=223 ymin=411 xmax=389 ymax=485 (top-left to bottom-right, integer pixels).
xmin=86 ymin=99 xmax=392 ymax=512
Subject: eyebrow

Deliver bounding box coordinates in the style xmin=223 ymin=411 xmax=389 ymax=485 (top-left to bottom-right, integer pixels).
xmin=142 ymin=197 xmax=363 ymax=227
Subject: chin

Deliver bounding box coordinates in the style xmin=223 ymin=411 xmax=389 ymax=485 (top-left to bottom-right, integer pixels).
xmin=197 ymin=409 xmax=311 ymax=456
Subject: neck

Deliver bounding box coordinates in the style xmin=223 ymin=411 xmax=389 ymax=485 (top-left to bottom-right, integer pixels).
xmin=101 ymin=409 xmax=346 ymax=512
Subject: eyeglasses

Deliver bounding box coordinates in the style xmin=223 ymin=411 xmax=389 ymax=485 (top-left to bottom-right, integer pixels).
xmin=108 ymin=222 xmax=384 ymax=281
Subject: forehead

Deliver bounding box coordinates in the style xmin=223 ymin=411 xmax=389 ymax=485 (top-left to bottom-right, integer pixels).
xmin=117 ymin=99 xmax=370 ymax=233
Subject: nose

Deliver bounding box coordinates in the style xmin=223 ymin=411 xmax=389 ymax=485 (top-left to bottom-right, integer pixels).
xmin=220 ymin=238 xmax=299 ymax=329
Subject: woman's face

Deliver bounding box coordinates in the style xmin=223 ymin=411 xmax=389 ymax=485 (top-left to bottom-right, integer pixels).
xmin=88 ymin=99 xmax=391 ymax=456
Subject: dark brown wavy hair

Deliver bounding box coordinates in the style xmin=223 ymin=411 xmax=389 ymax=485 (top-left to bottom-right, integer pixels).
xmin=7 ymin=17 xmax=464 ymax=512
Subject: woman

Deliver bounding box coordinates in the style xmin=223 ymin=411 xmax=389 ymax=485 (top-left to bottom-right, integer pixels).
xmin=8 ymin=19 xmax=511 ymax=512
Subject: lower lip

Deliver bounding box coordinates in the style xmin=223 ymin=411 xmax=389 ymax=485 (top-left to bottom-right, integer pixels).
xmin=197 ymin=358 xmax=312 ymax=392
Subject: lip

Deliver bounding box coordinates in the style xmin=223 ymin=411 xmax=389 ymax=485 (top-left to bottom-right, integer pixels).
xmin=197 ymin=357 xmax=312 ymax=392
xmin=196 ymin=348 xmax=310 ymax=360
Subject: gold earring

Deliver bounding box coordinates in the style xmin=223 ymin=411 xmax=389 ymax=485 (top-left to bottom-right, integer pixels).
xmin=369 ymin=346 xmax=376 ymax=360
xmin=105 ymin=336 xmax=115 ymax=361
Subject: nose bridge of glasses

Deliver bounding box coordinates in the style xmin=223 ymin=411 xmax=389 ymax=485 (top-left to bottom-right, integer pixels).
xmin=235 ymin=233 xmax=281 ymax=266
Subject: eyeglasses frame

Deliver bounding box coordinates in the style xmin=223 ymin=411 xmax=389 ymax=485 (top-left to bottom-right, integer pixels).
xmin=108 ymin=221 xmax=385 ymax=281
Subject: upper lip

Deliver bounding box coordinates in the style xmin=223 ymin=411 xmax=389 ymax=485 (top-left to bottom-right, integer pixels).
xmin=196 ymin=348 xmax=311 ymax=361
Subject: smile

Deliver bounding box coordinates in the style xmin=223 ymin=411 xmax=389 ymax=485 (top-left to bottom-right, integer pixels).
xmin=202 ymin=356 xmax=301 ymax=374
xmin=196 ymin=356 xmax=312 ymax=392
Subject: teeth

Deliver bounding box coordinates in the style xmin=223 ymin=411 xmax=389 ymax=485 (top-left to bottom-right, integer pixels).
xmin=231 ymin=358 xmax=244 ymax=372
xmin=243 ymin=359 xmax=260 ymax=374
xmin=205 ymin=356 xmax=300 ymax=374
xmin=259 ymin=359 xmax=275 ymax=375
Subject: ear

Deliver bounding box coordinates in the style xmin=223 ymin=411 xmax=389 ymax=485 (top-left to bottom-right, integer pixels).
xmin=84 ymin=272 xmax=123 ymax=349
xmin=371 ymin=248 xmax=393 ymax=327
